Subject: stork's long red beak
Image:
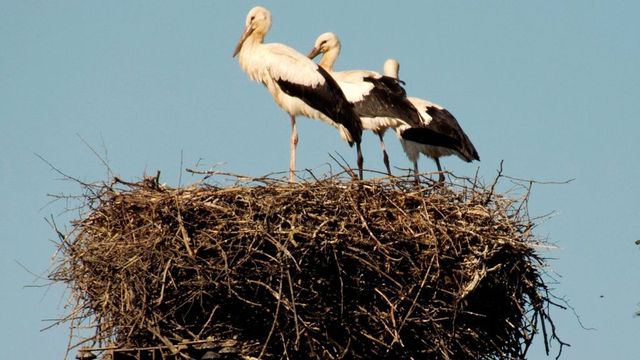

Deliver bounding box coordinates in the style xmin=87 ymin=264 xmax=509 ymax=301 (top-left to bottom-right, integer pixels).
xmin=306 ymin=47 xmax=322 ymax=60
xmin=233 ymin=26 xmax=255 ymax=57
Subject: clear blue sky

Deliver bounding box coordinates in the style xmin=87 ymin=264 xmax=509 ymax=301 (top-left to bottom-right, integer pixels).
xmin=2 ymin=1 xmax=639 ymax=358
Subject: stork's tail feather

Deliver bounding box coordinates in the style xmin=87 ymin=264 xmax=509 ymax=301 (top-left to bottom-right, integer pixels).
xmin=400 ymin=126 xmax=479 ymax=163
xmin=460 ymin=134 xmax=480 ymax=162
xmin=400 ymin=127 xmax=460 ymax=151
xmin=344 ymin=106 xmax=363 ymax=146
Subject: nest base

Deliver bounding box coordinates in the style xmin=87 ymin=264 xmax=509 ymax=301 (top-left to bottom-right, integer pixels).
xmin=51 ymin=174 xmax=561 ymax=359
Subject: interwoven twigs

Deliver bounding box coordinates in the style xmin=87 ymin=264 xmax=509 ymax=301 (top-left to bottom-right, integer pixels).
xmin=50 ymin=174 xmax=562 ymax=359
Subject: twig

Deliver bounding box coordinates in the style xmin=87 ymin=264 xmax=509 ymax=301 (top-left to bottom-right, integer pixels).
xmin=258 ymin=269 xmax=284 ymax=359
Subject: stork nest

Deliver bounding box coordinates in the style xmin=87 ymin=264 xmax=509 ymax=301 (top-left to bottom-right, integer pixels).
xmin=49 ymin=171 xmax=564 ymax=359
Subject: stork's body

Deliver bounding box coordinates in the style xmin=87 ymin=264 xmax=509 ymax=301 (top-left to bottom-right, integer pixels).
xmin=384 ymin=59 xmax=479 ymax=182
xmin=233 ymin=7 xmax=363 ymax=181
xmin=307 ymin=33 xmax=421 ymax=175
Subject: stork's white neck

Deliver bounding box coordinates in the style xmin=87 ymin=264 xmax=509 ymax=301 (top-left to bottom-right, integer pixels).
xmin=383 ymin=59 xmax=399 ymax=79
xmin=238 ymin=33 xmax=267 ymax=82
xmin=245 ymin=30 xmax=265 ymax=49
xmin=319 ymin=46 xmax=340 ymax=72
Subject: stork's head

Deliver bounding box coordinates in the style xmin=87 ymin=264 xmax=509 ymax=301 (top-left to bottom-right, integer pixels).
xmin=233 ymin=6 xmax=272 ymax=57
xmin=383 ymin=58 xmax=400 ymax=79
xmin=307 ymin=32 xmax=341 ymax=60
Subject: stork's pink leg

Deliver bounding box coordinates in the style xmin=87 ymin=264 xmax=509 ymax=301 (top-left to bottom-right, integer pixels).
xmin=289 ymin=115 xmax=298 ymax=183
xmin=377 ymin=131 xmax=391 ymax=176
xmin=356 ymin=142 xmax=363 ymax=180
xmin=435 ymin=158 xmax=445 ymax=183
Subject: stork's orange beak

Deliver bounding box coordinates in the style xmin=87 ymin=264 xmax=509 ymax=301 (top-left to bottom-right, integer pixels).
xmin=306 ymin=47 xmax=322 ymax=60
xmin=233 ymin=25 xmax=254 ymax=57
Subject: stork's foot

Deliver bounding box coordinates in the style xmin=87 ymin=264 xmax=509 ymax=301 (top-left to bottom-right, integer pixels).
xmin=414 ymin=174 xmax=421 ymax=187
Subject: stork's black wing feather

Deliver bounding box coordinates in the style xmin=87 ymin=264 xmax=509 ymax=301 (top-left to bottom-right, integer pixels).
xmin=276 ymin=66 xmax=362 ymax=145
xmin=352 ymin=76 xmax=422 ymax=127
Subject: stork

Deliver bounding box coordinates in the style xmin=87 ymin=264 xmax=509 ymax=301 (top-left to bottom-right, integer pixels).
xmin=383 ymin=59 xmax=480 ymax=183
xmin=307 ymin=32 xmax=422 ymax=176
xmin=232 ymin=7 xmax=363 ymax=181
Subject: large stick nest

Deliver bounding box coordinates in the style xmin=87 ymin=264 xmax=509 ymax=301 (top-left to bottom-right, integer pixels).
xmin=50 ymin=172 xmax=562 ymax=359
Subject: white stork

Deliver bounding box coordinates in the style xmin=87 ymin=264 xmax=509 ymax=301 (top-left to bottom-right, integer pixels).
xmin=383 ymin=59 xmax=480 ymax=183
xmin=307 ymin=32 xmax=422 ymax=176
xmin=232 ymin=7 xmax=363 ymax=181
